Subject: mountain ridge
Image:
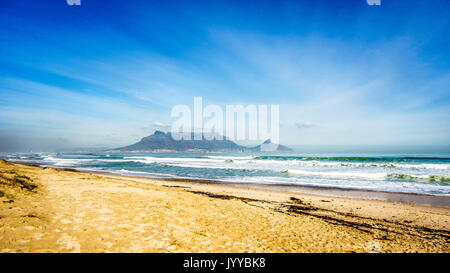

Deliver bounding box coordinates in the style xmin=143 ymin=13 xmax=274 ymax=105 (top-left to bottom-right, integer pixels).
xmin=110 ymin=131 xmax=292 ymax=152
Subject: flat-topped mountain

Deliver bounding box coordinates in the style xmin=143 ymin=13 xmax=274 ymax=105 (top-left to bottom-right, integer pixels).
xmin=113 ymin=131 xmax=245 ymax=152
xmin=111 ymin=131 xmax=292 ymax=152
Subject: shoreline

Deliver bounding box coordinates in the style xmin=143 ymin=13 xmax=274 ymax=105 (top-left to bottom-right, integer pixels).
xmin=13 ymin=160 xmax=450 ymax=208
xmin=112 ymin=174 xmax=450 ymax=208
xmin=1 ymin=159 xmax=449 ymax=252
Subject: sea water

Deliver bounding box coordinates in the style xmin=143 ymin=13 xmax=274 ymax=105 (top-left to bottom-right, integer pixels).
xmin=2 ymin=152 xmax=450 ymax=195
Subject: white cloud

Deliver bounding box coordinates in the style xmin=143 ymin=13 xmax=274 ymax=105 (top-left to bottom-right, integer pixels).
xmin=153 ymin=121 xmax=171 ymax=128
xmin=295 ymin=122 xmax=315 ymax=129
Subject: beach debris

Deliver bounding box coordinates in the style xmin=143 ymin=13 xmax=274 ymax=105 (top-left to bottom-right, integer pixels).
xmin=366 ymin=241 xmax=381 ymax=253
xmin=0 ymin=172 xmax=37 ymax=192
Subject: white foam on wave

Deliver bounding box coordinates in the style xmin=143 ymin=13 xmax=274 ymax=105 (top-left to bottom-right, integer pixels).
xmin=124 ymin=156 xmax=224 ymax=164
xmin=252 ymin=159 xmax=450 ymax=170
xmin=43 ymin=157 xmax=93 ymax=166
xmin=223 ymin=176 xmax=450 ymax=195
xmin=160 ymin=162 xmax=258 ymax=171
xmin=205 ymin=155 xmax=254 ymax=160
xmin=398 ymin=163 xmax=449 ymax=170
xmin=111 ymin=169 xmax=179 ymax=178
xmin=284 ymin=169 xmax=387 ymax=179
xmin=43 ymin=157 xmax=138 ymax=166
xmin=118 ymin=157 xmax=450 ymax=180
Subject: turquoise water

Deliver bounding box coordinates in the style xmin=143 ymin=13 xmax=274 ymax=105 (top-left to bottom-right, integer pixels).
xmin=2 ymin=152 xmax=450 ymax=195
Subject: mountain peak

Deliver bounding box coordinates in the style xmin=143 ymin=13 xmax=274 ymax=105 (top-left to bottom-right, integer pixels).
xmin=112 ymin=131 xmax=292 ymax=152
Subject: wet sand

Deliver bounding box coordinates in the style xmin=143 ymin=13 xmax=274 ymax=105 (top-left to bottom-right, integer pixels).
xmin=116 ymin=176 xmax=450 ymax=208
xmin=0 ymin=159 xmax=449 ymax=253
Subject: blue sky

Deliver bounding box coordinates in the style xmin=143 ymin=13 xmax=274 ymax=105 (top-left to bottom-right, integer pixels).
xmin=0 ymin=0 xmax=449 ymax=151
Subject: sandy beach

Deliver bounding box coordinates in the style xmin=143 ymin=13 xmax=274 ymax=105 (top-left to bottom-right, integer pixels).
xmin=0 ymin=159 xmax=449 ymax=253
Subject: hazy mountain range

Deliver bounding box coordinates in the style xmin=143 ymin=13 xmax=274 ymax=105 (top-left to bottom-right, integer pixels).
xmin=110 ymin=131 xmax=292 ymax=152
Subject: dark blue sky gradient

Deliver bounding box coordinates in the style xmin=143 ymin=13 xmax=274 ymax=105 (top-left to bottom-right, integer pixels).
xmin=0 ymin=0 xmax=449 ymax=150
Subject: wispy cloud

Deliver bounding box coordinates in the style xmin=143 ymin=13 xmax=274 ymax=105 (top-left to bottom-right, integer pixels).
xmin=153 ymin=121 xmax=171 ymax=129
xmin=295 ymin=122 xmax=315 ymax=129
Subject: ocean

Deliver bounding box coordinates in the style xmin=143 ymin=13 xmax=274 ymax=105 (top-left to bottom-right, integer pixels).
xmin=2 ymin=151 xmax=450 ymax=196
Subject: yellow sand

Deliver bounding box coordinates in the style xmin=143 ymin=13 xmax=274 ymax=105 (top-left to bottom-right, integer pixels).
xmin=0 ymin=160 xmax=449 ymax=253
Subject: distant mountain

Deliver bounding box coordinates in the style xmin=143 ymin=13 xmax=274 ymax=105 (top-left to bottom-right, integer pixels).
xmin=110 ymin=131 xmax=292 ymax=152
xmin=250 ymin=139 xmax=292 ymax=152
xmin=112 ymin=131 xmax=245 ymax=152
